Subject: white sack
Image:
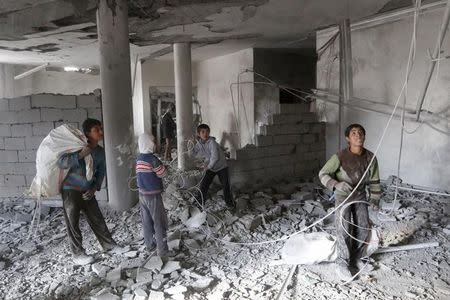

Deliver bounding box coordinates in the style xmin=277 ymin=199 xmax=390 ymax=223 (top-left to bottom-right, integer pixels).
xmin=29 ymin=124 xmax=93 ymax=198
xmin=280 ymin=228 xmax=380 ymax=265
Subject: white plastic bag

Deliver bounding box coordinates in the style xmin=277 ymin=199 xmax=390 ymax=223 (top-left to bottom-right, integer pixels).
xmin=29 ymin=124 xmax=93 ymax=198
xmin=281 ymin=232 xmax=338 ymax=265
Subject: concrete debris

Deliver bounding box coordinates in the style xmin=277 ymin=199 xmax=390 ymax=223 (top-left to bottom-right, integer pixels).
xmin=92 ymin=263 xmax=110 ymax=278
xmin=239 ymin=214 xmax=263 ymax=231
xmin=291 ymin=191 xmax=313 ymax=201
xmin=133 ymin=288 xmax=148 ymax=300
xmin=144 ymin=256 xmax=163 ymax=271
xmin=190 ymin=277 xmax=215 ymax=292
xmin=124 ymin=250 xmax=138 ymax=258
xmin=148 ymin=290 xmax=165 ymax=300
xmin=106 ymin=267 xmax=121 ymax=282
xmin=120 ymin=257 xmax=145 ymax=269
xmin=184 ymin=211 xmax=207 ymax=228
xmin=379 ymin=199 xmax=402 ymax=211
xmin=136 ymin=271 xmax=153 ymax=284
xmin=91 ymin=292 xmax=120 ymax=300
xmin=168 ymin=239 xmax=180 ymax=251
xmin=160 ymin=261 xmax=182 ymax=275
xmin=165 ymin=284 xmax=187 ymax=295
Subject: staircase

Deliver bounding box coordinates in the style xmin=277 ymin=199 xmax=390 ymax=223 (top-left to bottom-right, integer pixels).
xmin=228 ymin=103 xmax=326 ymax=189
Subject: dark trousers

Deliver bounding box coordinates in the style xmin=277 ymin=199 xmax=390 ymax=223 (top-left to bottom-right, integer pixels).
xmin=199 ymin=167 xmax=235 ymax=208
xmin=61 ymin=190 xmax=115 ymax=255
xmin=164 ymin=138 xmax=172 ymax=161
xmin=139 ymin=194 xmax=169 ymax=255
xmin=335 ymin=193 xmax=370 ymax=264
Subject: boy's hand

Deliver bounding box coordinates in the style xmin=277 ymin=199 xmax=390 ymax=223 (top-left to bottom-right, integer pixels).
xmin=79 ymin=145 xmax=93 ymax=159
xmin=334 ymin=182 xmax=353 ymax=193
xmin=82 ymin=188 xmax=96 ymax=200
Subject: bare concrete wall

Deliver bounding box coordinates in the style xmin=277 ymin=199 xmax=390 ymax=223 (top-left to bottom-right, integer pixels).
xmin=0 ymin=93 xmax=106 ymax=200
xmin=316 ymin=7 xmax=450 ymax=189
xmin=195 ymin=49 xmax=254 ymax=151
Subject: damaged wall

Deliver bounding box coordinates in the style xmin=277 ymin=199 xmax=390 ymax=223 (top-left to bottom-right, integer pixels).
xmin=195 ymin=49 xmax=254 ymax=151
xmin=0 ymin=93 xmax=106 ymax=200
xmin=0 ymin=64 xmax=100 ymax=98
xmin=316 ymin=7 xmax=450 ymax=189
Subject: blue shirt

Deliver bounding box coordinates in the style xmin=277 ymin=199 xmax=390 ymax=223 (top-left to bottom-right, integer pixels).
xmin=136 ymin=153 xmax=166 ymax=195
xmin=57 ymin=146 xmax=106 ymax=192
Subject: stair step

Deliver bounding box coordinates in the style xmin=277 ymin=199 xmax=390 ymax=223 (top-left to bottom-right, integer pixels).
xmin=280 ymin=103 xmax=310 ymax=114
xmin=270 ymin=112 xmax=317 ymax=125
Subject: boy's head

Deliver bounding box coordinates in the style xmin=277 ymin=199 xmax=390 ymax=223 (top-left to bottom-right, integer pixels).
xmin=197 ymin=124 xmax=210 ymax=141
xmin=138 ymin=133 xmax=156 ymax=154
xmin=82 ymin=118 xmax=103 ymax=143
xmin=167 ymin=103 xmax=175 ymax=113
xmin=345 ymin=124 xmax=366 ymax=147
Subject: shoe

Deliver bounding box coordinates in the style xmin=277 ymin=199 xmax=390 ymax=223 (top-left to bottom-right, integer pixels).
xmin=105 ymin=244 xmax=126 ymax=255
xmin=336 ymin=260 xmax=353 ymax=282
xmin=145 ymin=244 xmax=157 ymax=254
xmin=73 ymin=253 xmax=94 ymax=266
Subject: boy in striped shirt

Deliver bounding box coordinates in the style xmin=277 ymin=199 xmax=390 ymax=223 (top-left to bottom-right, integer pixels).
xmin=319 ymin=124 xmax=381 ymax=281
xmin=136 ymin=133 xmax=172 ymax=257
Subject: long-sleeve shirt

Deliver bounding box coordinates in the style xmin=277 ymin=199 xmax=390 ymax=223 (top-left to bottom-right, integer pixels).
xmin=318 ymin=148 xmax=381 ymax=204
xmin=136 ymin=153 xmax=167 ymax=195
xmin=57 ymin=146 xmax=106 ymax=192
xmin=190 ymin=137 xmax=227 ymax=172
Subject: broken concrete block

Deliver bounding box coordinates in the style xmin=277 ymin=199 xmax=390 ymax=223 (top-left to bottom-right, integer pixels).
xmin=144 ymin=256 xmax=163 ymax=272
xmin=235 ymin=197 xmax=249 ymax=211
xmin=17 ymin=241 xmax=37 ymax=254
xmin=120 ymin=257 xmax=145 ymax=269
xmin=106 ymin=267 xmax=121 ymax=282
xmin=161 ymin=261 xmax=182 ymax=275
xmin=239 ymin=214 xmax=263 ymax=231
xmin=190 ymin=277 xmax=215 ymax=292
xmin=151 ymin=279 xmax=163 ymax=290
xmin=380 ymin=199 xmax=401 ymax=211
xmin=124 ymin=250 xmax=137 ymax=258
xmin=121 ymin=294 xmax=133 ymax=300
xmin=148 ymin=290 xmax=165 ymax=300
xmin=133 ymin=288 xmax=147 ymax=300
xmin=184 ymin=211 xmax=206 ymax=228
xmin=91 ymin=292 xmax=120 ymax=300
xmin=136 ymin=271 xmax=152 ymax=284
xmin=291 ymin=191 xmax=313 ymax=201
xmin=92 ymin=263 xmax=110 ymax=278
xmin=168 ymin=239 xmax=180 ymax=251
xmin=184 ymin=239 xmax=201 ymax=250
xmin=250 ymin=198 xmax=273 ymax=207
xmin=165 ymin=285 xmax=187 ymax=295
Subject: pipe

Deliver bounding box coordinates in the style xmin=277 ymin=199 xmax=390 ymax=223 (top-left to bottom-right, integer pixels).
xmin=14 ymin=63 xmax=49 ymax=80
xmin=415 ymin=0 xmax=450 ymax=121
xmin=375 ymin=242 xmax=439 ymax=254
xmin=339 ymin=19 xmax=353 ymax=149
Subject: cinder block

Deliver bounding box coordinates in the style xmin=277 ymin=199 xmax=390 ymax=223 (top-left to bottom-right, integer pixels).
xmin=0 ymin=138 xmax=4 ymax=149
xmin=18 ymin=150 xmax=36 ymax=162
xmin=11 ymin=124 xmax=33 ymax=137
xmin=228 ymin=158 xmax=265 ymax=173
xmin=0 ymin=163 xmax=36 ymax=175
xmin=25 ymin=136 xmax=45 ymax=150
xmin=263 ymin=144 xmax=296 ymax=157
xmin=32 ymin=94 xmax=76 ymax=109
xmin=235 ymin=147 xmax=265 ymax=160
xmin=41 ymin=108 xmax=63 ymax=121
xmin=19 ymin=110 xmax=41 ymax=123
xmin=9 ymin=97 xmax=31 ymax=111
xmin=0 ymin=125 xmax=11 ymax=137
xmin=62 ymin=109 xmax=88 ymax=123
xmin=264 ymin=154 xmax=297 ymax=168
xmin=54 ymin=121 xmax=79 ymax=130
xmin=4 ymin=175 xmax=26 ymax=186
xmin=300 ymin=112 xmax=317 ymax=123
xmin=271 ymin=114 xmax=301 ymax=125
xmin=280 ymin=103 xmax=310 ymax=114
xmin=271 ymin=124 xmax=309 ymax=135
xmin=309 ymin=140 xmax=325 ymax=151
xmin=87 ymin=108 xmax=102 ymax=120
xmin=0 ymin=186 xmax=20 ymax=198
xmin=0 ymin=150 xmax=18 ymax=162
xmin=230 ymin=169 xmax=266 ymax=188
xmin=310 ymin=122 xmax=326 ymax=134
xmin=302 ymin=134 xmax=316 ymax=144
xmin=273 ymin=134 xmax=302 ymax=145
xmin=32 ymin=122 xmax=54 ymax=136
xmin=0 ymin=174 xmax=4 ymax=186
xmin=0 ymin=111 xmax=16 ymax=123
xmin=255 ymin=135 xmax=273 ymax=147
xmin=4 ymin=137 xmax=25 ymax=150
xmin=265 ymin=164 xmax=295 ymax=179
xmin=264 ymin=125 xmax=281 ymax=135
xmin=77 ymin=95 xmax=101 ymax=108
xmin=0 ymin=99 xmax=8 ymax=111
xmin=25 ymin=175 xmax=35 ymax=186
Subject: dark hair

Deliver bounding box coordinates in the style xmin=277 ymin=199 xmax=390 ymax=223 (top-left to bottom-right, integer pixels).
xmin=82 ymin=118 xmax=102 ymax=136
xmin=345 ymin=123 xmax=366 ymax=137
xmin=197 ymin=123 xmax=210 ymax=133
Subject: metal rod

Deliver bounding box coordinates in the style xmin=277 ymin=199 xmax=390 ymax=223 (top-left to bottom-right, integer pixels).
xmin=275 ymin=265 xmax=297 ymax=300
xmin=14 ymin=63 xmax=49 ymax=80
xmin=388 ymin=185 xmax=450 ymax=197
xmin=415 ymin=0 xmax=450 ymax=121
xmin=375 ymin=242 xmax=439 ymax=254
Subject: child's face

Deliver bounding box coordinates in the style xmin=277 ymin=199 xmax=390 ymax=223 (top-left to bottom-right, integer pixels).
xmin=346 ymin=127 xmax=365 ymax=147
xmin=198 ymin=128 xmax=210 ymax=141
xmin=87 ymin=125 xmax=104 ymax=144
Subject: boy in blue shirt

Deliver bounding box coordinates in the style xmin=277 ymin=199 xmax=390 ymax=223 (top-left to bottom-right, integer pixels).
xmin=57 ymin=118 xmax=116 ymax=265
xmin=136 ymin=133 xmax=172 ymax=257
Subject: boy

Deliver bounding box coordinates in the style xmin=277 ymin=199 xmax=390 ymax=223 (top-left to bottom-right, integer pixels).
xmin=57 ymin=118 xmax=116 ymax=265
xmin=136 ymin=133 xmax=172 ymax=257
xmin=318 ymin=124 xmax=381 ymax=281
xmin=161 ymin=103 xmax=176 ymax=161
xmin=191 ymin=124 xmax=235 ymax=210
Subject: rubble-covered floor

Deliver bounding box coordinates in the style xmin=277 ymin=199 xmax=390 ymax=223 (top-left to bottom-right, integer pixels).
xmin=0 ymin=180 xmax=449 ymax=300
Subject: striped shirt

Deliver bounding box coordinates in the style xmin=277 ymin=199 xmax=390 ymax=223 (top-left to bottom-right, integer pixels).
xmin=136 ymin=153 xmax=166 ymax=195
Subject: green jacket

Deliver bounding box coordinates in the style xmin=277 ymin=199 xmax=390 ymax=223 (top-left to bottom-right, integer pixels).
xmin=319 ymin=148 xmax=381 ymax=205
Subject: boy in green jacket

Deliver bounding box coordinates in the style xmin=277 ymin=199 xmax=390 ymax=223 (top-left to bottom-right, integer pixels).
xmin=319 ymin=124 xmax=381 ymax=281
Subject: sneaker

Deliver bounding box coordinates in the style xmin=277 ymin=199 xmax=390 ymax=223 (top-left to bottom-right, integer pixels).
xmin=73 ymin=253 xmax=94 ymax=266
xmin=336 ymin=260 xmax=353 ymax=282
xmin=145 ymin=244 xmax=157 ymax=254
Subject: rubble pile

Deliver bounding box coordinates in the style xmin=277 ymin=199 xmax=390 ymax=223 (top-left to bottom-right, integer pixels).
xmin=0 ymin=179 xmax=449 ymax=299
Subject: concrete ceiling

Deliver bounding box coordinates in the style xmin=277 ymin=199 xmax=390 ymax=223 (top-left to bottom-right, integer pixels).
xmin=0 ymin=0 xmax=426 ymax=67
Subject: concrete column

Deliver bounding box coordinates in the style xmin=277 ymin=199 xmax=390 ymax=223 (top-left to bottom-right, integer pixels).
xmin=174 ymin=43 xmax=193 ymax=170
xmin=97 ymin=0 xmax=136 ymax=210
xmin=339 ymin=19 xmax=353 ymax=149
